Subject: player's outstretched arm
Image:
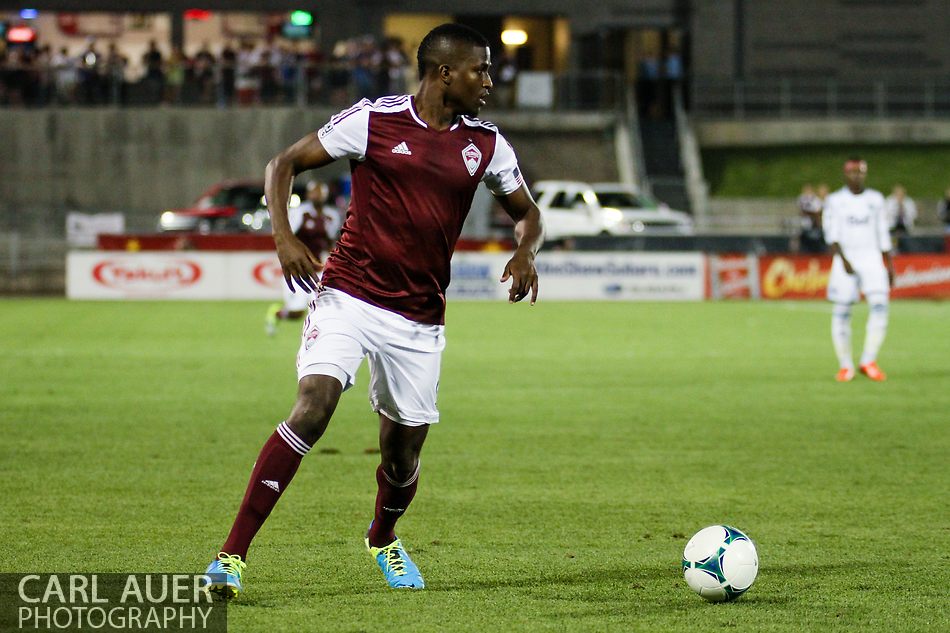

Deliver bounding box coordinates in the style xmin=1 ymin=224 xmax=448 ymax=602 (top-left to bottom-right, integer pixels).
xmin=266 ymin=134 xmax=336 ymax=292
xmin=495 ymin=185 xmax=543 ymax=304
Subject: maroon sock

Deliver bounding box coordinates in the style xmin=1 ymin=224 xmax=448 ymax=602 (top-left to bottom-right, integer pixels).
xmin=367 ymin=463 xmax=419 ymax=547
xmin=222 ymin=422 xmax=310 ymax=559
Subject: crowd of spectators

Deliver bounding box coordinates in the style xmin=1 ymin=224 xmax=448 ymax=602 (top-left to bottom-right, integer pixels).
xmin=0 ymin=34 xmax=416 ymax=108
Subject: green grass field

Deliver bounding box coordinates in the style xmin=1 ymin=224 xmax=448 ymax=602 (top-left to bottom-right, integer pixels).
xmin=702 ymin=144 xmax=950 ymax=198
xmin=1 ymin=299 xmax=947 ymax=632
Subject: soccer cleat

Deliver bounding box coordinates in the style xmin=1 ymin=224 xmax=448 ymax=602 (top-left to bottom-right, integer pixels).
xmin=365 ymin=531 xmax=425 ymax=589
xmin=265 ymin=303 xmax=281 ymax=336
xmin=835 ymin=367 xmax=855 ymax=382
xmin=859 ymin=361 xmax=886 ymax=382
xmin=202 ymin=552 xmax=247 ymax=598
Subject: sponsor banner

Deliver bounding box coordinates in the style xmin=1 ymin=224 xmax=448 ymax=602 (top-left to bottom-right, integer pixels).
xmin=449 ymin=252 xmax=706 ymax=301
xmin=707 ymin=254 xmax=759 ymax=299
xmin=67 ymin=252 xmax=228 ymax=300
xmin=758 ymin=254 xmax=950 ymax=300
xmin=228 ymin=253 xmax=284 ymax=299
xmin=759 ymin=255 xmax=832 ymax=300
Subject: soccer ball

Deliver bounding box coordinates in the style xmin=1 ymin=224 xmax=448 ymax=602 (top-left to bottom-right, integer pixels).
xmin=682 ymin=525 xmax=758 ymax=602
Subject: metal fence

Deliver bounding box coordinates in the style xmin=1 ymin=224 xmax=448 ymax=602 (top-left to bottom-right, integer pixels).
xmin=0 ymin=60 xmax=623 ymax=112
xmin=692 ymin=77 xmax=950 ymax=119
xmin=0 ymin=234 xmax=68 ymax=294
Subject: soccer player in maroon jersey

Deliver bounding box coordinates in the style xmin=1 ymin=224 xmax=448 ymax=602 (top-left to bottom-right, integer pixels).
xmin=204 ymin=23 xmax=543 ymax=595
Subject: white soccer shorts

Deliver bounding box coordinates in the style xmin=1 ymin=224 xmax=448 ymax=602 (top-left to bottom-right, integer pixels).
xmin=296 ymin=287 xmax=445 ymax=426
xmin=827 ymin=251 xmax=889 ymax=304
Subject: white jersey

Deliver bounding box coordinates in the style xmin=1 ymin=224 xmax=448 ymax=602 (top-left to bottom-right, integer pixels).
xmin=288 ymin=202 xmax=342 ymax=238
xmin=823 ymin=187 xmax=891 ymax=257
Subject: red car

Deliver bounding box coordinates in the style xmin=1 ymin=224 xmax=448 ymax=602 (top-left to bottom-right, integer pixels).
xmin=158 ymin=180 xmax=307 ymax=233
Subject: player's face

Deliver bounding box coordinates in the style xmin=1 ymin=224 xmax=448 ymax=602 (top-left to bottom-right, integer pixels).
xmin=844 ymin=166 xmax=866 ymax=190
xmin=449 ymin=45 xmax=493 ymax=116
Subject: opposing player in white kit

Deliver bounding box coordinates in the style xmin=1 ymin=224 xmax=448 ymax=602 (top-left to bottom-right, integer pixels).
xmin=203 ymin=23 xmax=543 ymax=596
xmin=823 ymin=158 xmax=895 ymax=382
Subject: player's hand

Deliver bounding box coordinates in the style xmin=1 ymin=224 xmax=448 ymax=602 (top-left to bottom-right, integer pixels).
xmin=887 ymin=267 xmax=896 ymax=287
xmin=842 ymin=258 xmax=855 ymax=275
xmin=275 ymin=235 xmax=323 ymax=292
xmin=500 ymin=251 xmax=539 ymax=305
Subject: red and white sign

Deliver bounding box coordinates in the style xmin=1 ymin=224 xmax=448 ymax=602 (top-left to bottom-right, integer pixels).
xmin=757 ymin=254 xmax=950 ymax=300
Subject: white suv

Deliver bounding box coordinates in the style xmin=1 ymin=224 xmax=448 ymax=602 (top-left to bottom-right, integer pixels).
xmin=529 ymin=180 xmax=693 ymax=241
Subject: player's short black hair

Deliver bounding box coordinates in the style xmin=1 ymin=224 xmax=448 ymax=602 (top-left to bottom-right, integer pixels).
xmin=416 ymin=23 xmax=489 ymax=80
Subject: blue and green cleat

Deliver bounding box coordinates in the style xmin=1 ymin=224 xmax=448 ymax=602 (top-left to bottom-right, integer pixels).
xmin=202 ymin=552 xmax=247 ymax=599
xmin=365 ymin=531 xmax=425 ymax=589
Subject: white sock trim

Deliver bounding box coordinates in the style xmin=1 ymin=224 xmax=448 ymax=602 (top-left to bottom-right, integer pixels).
xmin=277 ymin=421 xmax=311 ymax=456
xmin=381 ymin=461 xmax=420 ymax=488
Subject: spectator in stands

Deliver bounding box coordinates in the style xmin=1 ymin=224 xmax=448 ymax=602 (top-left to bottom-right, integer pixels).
xmin=104 ymin=43 xmax=127 ymax=105
xmin=798 ymin=183 xmax=825 ymax=253
xmin=885 ymin=184 xmax=917 ymax=236
xmin=938 ymin=187 xmax=950 ymax=233
xmin=142 ymin=40 xmax=165 ymax=104
xmin=235 ymin=41 xmax=260 ymax=105
xmin=77 ymin=40 xmax=102 ymax=104
xmin=51 ymin=46 xmax=78 ymax=105
xmin=379 ymin=37 xmax=409 ymax=96
xmin=164 ymin=46 xmax=186 ymax=104
xmin=192 ymin=43 xmax=216 ymax=105
xmin=217 ymin=42 xmax=236 ymax=107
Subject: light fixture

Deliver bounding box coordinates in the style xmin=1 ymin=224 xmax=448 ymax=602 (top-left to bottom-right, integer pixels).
xmin=501 ymin=29 xmax=528 ymax=46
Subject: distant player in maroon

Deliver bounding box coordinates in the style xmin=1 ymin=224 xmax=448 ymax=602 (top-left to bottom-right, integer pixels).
xmin=203 ymin=23 xmax=543 ymax=596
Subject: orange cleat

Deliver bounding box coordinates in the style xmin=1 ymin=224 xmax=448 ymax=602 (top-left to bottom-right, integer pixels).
xmin=859 ymin=362 xmax=887 ymax=382
xmin=835 ymin=367 xmax=855 ymax=382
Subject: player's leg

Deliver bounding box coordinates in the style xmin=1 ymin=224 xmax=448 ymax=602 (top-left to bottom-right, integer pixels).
xmin=362 ymin=315 xmax=443 ymax=589
xmin=204 ymin=375 xmax=343 ymax=597
xmin=831 ymin=302 xmax=854 ymax=381
xmin=207 ymin=288 xmax=367 ymax=596
xmin=855 ymin=258 xmax=890 ymax=381
xmin=364 ymin=415 xmax=429 ymax=589
xmin=369 ymin=416 xmax=429 ymax=547
xmin=859 ymin=291 xmax=889 ymax=381
xmin=828 ymin=257 xmax=859 ymax=381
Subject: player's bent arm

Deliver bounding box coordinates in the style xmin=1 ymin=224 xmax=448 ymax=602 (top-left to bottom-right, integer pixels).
xmin=496 ymin=185 xmax=544 ymax=256
xmin=265 ymin=134 xmax=336 ymax=291
xmin=495 ymin=185 xmax=543 ymax=304
xmin=831 ymin=242 xmax=854 ymax=274
xmin=266 ymin=134 xmax=336 ymax=243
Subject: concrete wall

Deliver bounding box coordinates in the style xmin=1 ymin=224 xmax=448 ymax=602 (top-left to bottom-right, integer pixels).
xmin=0 ymin=108 xmax=618 ymax=234
xmin=696 ymin=119 xmax=950 ymax=147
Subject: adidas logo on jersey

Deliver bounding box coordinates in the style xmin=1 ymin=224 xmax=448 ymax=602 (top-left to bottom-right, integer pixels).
xmin=391 ymin=141 xmax=412 ymax=155
xmin=261 ymin=479 xmax=280 ymax=492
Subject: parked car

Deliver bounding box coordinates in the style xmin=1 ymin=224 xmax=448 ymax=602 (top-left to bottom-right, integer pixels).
xmin=525 ymin=180 xmax=693 ymax=241
xmin=158 ymin=180 xmax=307 ymax=233
xmin=590 ymin=183 xmax=694 ymax=235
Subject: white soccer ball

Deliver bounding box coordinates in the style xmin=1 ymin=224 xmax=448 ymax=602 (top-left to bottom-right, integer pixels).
xmin=682 ymin=525 xmax=758 ymax=602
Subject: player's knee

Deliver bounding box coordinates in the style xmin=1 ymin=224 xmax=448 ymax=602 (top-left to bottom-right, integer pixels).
xmin=832 ymin=303 xmax=852 ymax=319
xmin=286 ymin=378 xmax=342 ymax=442
xmin=383 ymin=458 xmax=419 ymax=486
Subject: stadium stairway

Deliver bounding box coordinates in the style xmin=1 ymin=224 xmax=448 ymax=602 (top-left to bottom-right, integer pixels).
xmin=639 ymin=118 xmax=691 ymax=213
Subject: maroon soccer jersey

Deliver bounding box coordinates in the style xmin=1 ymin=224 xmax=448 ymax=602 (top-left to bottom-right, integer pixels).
xmin=316 ymin=95 xmax=523 ymax=325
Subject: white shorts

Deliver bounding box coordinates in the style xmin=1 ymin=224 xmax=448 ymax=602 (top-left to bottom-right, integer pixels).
xmin=296 ymin=287 xmax=446 ymax=426
xmin=827 ymin=252 xmax=889 ymax=304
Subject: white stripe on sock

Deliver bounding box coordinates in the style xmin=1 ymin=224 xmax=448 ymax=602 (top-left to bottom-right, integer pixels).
xmin=277 ymin=422 xmax=311 ymax=456
xmin=382 ymin=461 xmax=420 ymax=488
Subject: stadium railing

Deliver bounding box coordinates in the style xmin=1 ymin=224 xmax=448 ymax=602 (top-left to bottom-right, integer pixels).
xmin=691 ymin=76 xmax=950 ymax=119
